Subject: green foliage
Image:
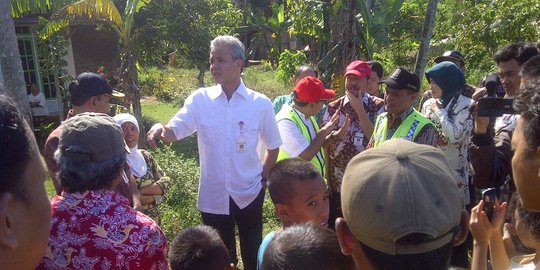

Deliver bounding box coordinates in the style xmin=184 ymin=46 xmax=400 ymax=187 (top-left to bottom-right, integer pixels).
xmin=276 ymin=49 xmax=308 ymax=85
xmin=138 ymin=67 xmax=200 ymax=103
xmin=377 ymin=0 xmax=425 ymax=70
xmin=152 ymin=145 xmax=201 ymax=239
xmin=286 ymin=0 xmax=328 ymax=40
xmin=10 ymin=0 xmax=73 ymax=18
xmin=243 ymin=65 xmax=290 ymax=100
xmin=139 ymin=66 xmax=288 ymax=102
xmin=132 ymin=0 xmax=243 ymax=67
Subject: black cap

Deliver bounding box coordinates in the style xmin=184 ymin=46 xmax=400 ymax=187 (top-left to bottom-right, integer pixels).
xmin=69 ymin=72 xmax=124 ymax=99
xmin=379 ymin=67 xmax=420 ymax=92
xmin=434 ymin=50 xmax=465 ymax=65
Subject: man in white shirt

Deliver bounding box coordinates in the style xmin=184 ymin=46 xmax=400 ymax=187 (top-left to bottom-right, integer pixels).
xmin=147 ymin=35 xmax=282 ymax=270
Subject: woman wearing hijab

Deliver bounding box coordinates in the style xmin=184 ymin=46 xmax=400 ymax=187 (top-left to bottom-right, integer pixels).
xmin=114 ymin=113 xmax=170 ymax=223
xmin=421 ymin=61 xmax=474 ymax=207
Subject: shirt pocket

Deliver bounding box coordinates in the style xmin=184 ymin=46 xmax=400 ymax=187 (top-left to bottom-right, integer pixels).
xmin=237 ymin=122 xmax=260 ymax=153
xmin=199 ymin=120 xmax=222 ymax=146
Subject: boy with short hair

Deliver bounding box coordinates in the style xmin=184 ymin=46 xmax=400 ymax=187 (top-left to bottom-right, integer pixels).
xmin=169 ymin=225 xmax=234 ymax=270
xmin=256 ymin=158 xmax=329 ymax=269
xmin=262 ymin=223 xmax=355 ymax=270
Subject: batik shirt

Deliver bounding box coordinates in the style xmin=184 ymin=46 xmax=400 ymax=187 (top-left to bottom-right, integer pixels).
xmin=323 ymin=94 xmax=384 ymax=194
xmin=137 ymin=150 xmax=170 ymax=223
xmin=421 ymin=95 xmax=474 ymax=206
xmin=37 ymin=190 xmax=168 ymax=270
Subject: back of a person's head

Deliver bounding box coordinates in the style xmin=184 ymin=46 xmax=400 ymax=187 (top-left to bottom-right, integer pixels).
xmin=169 ymin=225 xmax=230 ymax=270
xmin=358 ymin=236 xmax=454 ymax=270
xmin=368 ymin=61 xmax=384 ymax=78
xmin=494 ymin=42 xmax=539 ymax=65
xmin=55 ymin=113 xmax=126 ymax=193
xmin=295 ymin=65 xmax=318 ymax=80
xmin=0 ymin=95 xmax=36 ymax=200
xmin=267 ymin=158 xmax=321 ymax=205
xmin=521 ymin=55 xmax=540 ymax=80
xmin=0 ymin=95 xmax=51 ymax=269
xmin=340 ymin=139 xmax=462 ymax=270
xmin=262 ymin=223 xmax=355 ymax=270
xmin=514 ymin=78 xmax=540 ymax=153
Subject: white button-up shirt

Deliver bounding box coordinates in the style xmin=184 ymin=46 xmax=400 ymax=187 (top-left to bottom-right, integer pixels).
xmin=167 ymin=81 xmax=282 ymax=214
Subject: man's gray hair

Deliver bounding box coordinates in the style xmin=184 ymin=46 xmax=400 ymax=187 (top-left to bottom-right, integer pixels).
xmin=55 ymin=145 xmax=126 ymax=193
xmin=211 ymin=35 xmax=245 ymax=61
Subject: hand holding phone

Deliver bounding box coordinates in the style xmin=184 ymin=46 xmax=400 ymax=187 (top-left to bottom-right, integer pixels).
xmin=482 ymin=188 xmax=498 ymax=220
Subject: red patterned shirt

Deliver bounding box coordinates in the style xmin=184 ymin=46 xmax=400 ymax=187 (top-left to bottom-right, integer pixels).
xmin=37 ymin=190 xmax=168 ymax=270
xmin=323 ymin=94 xmax=384 ymax=194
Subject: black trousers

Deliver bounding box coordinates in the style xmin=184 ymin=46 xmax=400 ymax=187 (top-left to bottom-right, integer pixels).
xmin=201 ymin=188 xmax=265 ymax=270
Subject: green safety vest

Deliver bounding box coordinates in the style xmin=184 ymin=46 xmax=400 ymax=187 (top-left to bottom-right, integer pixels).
xmin=276 ymin=107 xmax=325 ymax=177
xmin=372 ymin=108 xmax=434 ymax=148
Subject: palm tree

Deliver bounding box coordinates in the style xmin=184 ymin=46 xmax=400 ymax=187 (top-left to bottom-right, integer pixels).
xmin=40 ymin=0 xmax=149 ymax=145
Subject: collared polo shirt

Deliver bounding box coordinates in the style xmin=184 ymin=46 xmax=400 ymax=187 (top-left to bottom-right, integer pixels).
xmin=167 ymin=81 xmax=282 ymax=215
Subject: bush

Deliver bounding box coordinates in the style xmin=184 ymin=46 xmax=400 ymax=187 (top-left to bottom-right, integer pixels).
xmin=139 ymin=67 xmax=201 ymax=103
xmin=276 ymin=49 xmax=309 ymax=85
xmin=153 ymin=144 xmax=201 ymax=239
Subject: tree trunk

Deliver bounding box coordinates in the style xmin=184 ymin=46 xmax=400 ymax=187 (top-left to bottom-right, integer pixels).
xmin=197 ymin=65 xmax=205 ymax=87
xmin=414 ymin=0 xmax=440 ymax=83
xmin=0 ymin=0 xmax=31 ymax=121
xmin=54 ymin=72 xmax=64 ymax=121
xmin=332 ymin=0 xmax=359 ymax=74
xmin=120 ymin=52 xmax=146 ymax=148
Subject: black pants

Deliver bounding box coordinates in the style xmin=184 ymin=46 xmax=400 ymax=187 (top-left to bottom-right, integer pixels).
xmin=201 ymin=188 xmax=264 ymax=270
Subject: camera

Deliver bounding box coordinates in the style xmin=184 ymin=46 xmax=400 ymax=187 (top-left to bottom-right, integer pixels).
xmin=477 ymin=98 xmax=514 ymax=117
xmin=477 ymin=73 xmax=515 ymax=117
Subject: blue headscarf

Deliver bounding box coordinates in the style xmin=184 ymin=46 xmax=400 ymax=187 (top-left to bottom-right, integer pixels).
xmin=425 ymin=61 xmax=465 ymax=108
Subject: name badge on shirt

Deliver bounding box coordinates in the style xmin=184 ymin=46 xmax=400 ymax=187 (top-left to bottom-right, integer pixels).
xmin=237 ymin=134 xmax=246 ymax=152
xmin=237 ymin=121 xmax=246 ymax=152
xmin=354 ymin=131 xmax=364 ymax=150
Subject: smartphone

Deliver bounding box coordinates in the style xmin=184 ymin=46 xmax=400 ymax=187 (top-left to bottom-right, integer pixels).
xmin=482 ymin=188 xmax=498 ymax=220
xmin=477 ymin=97 xmax=515 ymax=117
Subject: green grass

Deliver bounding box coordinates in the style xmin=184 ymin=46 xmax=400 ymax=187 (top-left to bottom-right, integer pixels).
xmin=243 ymin=65 xmax=292 ymax=100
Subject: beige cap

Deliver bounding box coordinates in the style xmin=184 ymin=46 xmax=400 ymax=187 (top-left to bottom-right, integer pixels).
xmin=341 ymin=139 xmax=461 ymax=255
xmin=59 ymin=112 xmax=128 ymax=162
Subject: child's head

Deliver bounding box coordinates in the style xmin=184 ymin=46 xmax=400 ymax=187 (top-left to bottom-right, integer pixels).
xmin=268 ymin=158 xmax=329 ymax=227
xmin=514 ymin=193 xmax=540 ymax=249
xmin=262 ymin=223 xmax=355 ymax=270
xmin=169 ymin=225 xmax=233 ymax=270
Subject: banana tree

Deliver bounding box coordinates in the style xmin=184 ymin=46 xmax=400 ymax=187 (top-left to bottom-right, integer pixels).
xmin=318 ymin=0 xmax=404 ymax=86
xmin=40 ymin=0 xmax=149 ymax=146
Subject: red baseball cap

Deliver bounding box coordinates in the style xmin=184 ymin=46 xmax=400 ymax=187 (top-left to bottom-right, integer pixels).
xmin=294 ymin=76 xmax=336 ymax=103
xmin=345 ymin=60 xmax=372 ymax=78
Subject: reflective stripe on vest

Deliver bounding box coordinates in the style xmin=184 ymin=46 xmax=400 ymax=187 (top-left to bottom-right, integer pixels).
xmin=276 ymin=107 xmax=325 ymax=176
xmin=372 ymin=108 xmax=433 ymax=148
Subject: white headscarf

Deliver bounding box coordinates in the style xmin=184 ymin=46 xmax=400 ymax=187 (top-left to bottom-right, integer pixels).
xmin=113 ymin=113 xmax=148 ymax=178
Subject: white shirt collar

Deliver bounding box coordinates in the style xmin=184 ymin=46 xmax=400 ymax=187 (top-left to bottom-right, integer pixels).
xmin=208 ymin=79 xmax=249 ymax=100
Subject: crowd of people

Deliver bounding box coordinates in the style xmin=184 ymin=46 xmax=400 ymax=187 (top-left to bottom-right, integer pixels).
xmin=1 ymin=35 xmax=540 ymax=270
